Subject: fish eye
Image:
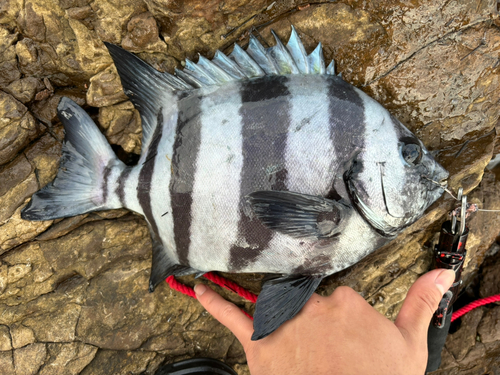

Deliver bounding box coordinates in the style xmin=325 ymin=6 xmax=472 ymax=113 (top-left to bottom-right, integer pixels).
xmin=402 ymin=143 xmax=422 ymax=166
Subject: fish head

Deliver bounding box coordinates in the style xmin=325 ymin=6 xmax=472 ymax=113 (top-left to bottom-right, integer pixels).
xmin=344 ymin=94 xmax=448 ymax=237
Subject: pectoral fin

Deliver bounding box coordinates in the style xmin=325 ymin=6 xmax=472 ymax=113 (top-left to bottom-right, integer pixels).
xmin=246 ymin=191 xmax=350 ymax=238
xmin=252 ymin=275 xmax=323 ymax=340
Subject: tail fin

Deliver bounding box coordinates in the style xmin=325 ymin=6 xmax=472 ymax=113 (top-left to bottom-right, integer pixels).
xmin=21 ymin=98 xmax=125 ymax=221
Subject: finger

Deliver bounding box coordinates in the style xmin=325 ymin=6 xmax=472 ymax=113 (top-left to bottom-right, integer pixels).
xmin=395 ymin=269 xmax=455 ymax=346
xmin=195 ymin=283 xmax=254 ymax=347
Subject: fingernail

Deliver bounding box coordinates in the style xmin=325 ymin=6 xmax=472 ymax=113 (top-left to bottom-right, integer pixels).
xmin=435 ymin=269 xmax=455 ymax=295
xmin=194 ymin=284 xmax=207 ymax=296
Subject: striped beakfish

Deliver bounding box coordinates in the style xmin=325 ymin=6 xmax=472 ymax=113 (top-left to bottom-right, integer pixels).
xmin=22 ymin=27 xmax=448 ymax=340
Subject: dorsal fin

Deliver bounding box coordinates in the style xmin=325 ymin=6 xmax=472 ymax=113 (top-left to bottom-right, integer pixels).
xmin=268 ymin=30 xmax=299 ymax=74
xmin=104 ymin=42 xmax=192 ymax=154
xmin=176 ymin=26 xmax=338 ymax=86
xmin=104 ymin=26 xmax=339 ymax=153
xmin=287 ymin=26 xmax=309 ymax=73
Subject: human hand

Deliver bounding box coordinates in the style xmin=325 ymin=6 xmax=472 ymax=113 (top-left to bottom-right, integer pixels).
xmin=194 ymin=269 xmax=455 ymax=375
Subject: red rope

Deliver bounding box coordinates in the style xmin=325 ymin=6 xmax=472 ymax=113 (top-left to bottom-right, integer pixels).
xmin=165 ymin=274 xmax=255 ymax=320
xmin=451 ymin=294 xmax=500 ymax=322
xmin=203 ymin=272 xmax=258 ymax=303
xmin=167 ymin=274 xmax=500 ymax=324
xmin=166 ymin=276 xmax=196 ymax=298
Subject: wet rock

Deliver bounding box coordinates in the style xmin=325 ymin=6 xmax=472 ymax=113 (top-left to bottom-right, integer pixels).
xmin=0 ymin=91 xmax=39 ymax=166
xmin=90 ymin=0 xmax=148 ymax=45
xmin=13 ymin=1 xmax=111 ymax=84
xmin=0 ymin=205 xmax=53 ymax=255
xmin=79 ymin=349 xmax=156 ymax=375
xmin=446 ymin=309 xmax=484 ymax=361
xmin=0 ymin=351 xmax=14 ymax=374
xmin=24 ymin=132 xmax=62 ymax=188
xmin=479 ymin=244 xmax=500 ymax=298
xmin=13 ymin=343 xmax=47 ymax=375
xmin=0 ymin=173 xmax=38 ymax=223
xmin=477 ymin=306 xmax=500 ymax=344
xmin=30 ymin=90 xmax=86 ymax=127
xmin=98 ymin=101 xmax=142 ymax=154
xmin=4 ymin=77 xmax=45 ymax=103
xmin=122 ymin=12 xmax=168 ymax=53
xmin=86 ymin=65 xmax=128 ymax=108
xmin=0 ymin=325 xmax=11 ymax=351
xmin=0 ymin=27 xmax=20 ymax=88
xmin=11 ymin=323 xmax=36 ymax=349
xmin=144 ymin=0 xmax=270 ymax=61
xmin=234 ymin=364 xmax=251 ymax=375
xmin=0 ymin=154 xmax=33 ymax=198
xmin=39 ymin=343 xmax=98 ymax=375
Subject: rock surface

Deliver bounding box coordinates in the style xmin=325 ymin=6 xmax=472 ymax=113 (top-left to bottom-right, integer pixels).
xmin=0 ymin=0 xmax=499 ymax=374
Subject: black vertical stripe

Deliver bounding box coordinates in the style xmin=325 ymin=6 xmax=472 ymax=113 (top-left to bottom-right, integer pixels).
xmin=169 ymin=94 xmax=203 ymax=266
xmin=326 ymin=76 xmax=365 ymax=202
xmin=116 ymin=167 xmax=132 ymax=207
xmin=138 ymin=109 xmax=163 ymax=235
xmin=101 ymin=164 xmax=112 ymax=204
xmin=229 ymin=76 xmax=291 ymax=271
xmin=327 ymin=76 xmax=365 ymax=162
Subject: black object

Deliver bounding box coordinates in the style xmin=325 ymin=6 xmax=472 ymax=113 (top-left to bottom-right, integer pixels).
xmin=426 ymin=306 xmax=452 ymax=372
xmin=251 ymin=274 xmax=323 ymax=340
xmin=154 ymin=358 xmax=238 ymax=375
xmin=426 ymin=219 xmax=469 ymax=373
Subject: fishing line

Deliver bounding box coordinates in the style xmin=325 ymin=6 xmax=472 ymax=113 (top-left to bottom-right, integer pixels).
xmin=422 ymin=175 xmax=500 ymax=213
xmin=422 ymin=175 xmax=458 ymax=200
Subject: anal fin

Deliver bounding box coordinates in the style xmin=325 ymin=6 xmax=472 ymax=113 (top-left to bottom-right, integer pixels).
xmin=149 ymin=233 xmax=198 ymax=292
xmin=252 ymin=275 xmax=323 ymax=340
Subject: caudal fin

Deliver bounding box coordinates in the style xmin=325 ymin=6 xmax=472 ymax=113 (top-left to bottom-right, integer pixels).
xmin=21 ymin=98 xmax=125 ymax=221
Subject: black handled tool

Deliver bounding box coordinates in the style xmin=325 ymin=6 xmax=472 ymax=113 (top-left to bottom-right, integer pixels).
xmin=426 ymin=189 xmax=469 ymax=373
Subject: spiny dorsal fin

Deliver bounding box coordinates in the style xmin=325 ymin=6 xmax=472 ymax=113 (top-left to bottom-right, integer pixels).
xmin=177 ymin=26 xmax=338 ymax=88
xmin=268 ymin=30 xmax=299 ymax=75
xmin=287 ymin=26 xmax=309 ymax=74
xmin=105 ymin=27 xmax=339 ymax=155
xmin=229 ymin=43 xmax=266 ymax=78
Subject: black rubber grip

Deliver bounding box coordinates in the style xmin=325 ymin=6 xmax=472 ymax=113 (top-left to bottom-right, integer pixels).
xmin=426 ymin=307 xmax=452 ymax=373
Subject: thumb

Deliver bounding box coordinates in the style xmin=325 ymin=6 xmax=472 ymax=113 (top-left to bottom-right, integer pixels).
xmin=395 ymin=269 xmax=455 ymax=346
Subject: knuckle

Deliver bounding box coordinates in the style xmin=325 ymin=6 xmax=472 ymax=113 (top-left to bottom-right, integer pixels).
xmin=414 ymin=289 xmax=440 ymax=316
xmin=331 ymin=286 xmax=359 ymax=303
xmin=203 ymin=293 xmax=218 ymax=308
xmin=219 ymin=303 xmax=238 ymax=320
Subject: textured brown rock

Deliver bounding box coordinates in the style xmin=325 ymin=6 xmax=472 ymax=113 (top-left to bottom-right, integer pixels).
xmin=98 ymin=101 xmax=142 ymax=154
xmin=122 ymin=12 xmax=168 ymax=53
xmin=4 ymin=77 xmax=45 ymax=104
xmin=0 ymin=91 xmax=39 ymax=165
xmin=0 ymin=28 xmax=21 ymax=88
xmin=0 ymin=0 xmax=499 ymax=374
xmin=477 ymin=306 xmax=500 ymax=344
xmin=39 ymin=343 xmax=98 ymax=375
xmin=447 ymin=309 xmax=484 ymax=361
xmin=86 ymin=65 xmax=128 ymax=108
xmin=14 ymin=343 xmax=47 ymax=375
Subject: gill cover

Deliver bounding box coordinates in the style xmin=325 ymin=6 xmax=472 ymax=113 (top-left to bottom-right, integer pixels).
xmin=345 ymin=90 xmax=448 ymax=237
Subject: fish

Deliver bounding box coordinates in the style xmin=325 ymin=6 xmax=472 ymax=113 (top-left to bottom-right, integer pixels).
xmin=21 ymin=26 xmax=449 ymax=340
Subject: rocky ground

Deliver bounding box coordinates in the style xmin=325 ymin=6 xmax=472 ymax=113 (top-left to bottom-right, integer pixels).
xmin=0 ymin=0 xmax=499 ymax=374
